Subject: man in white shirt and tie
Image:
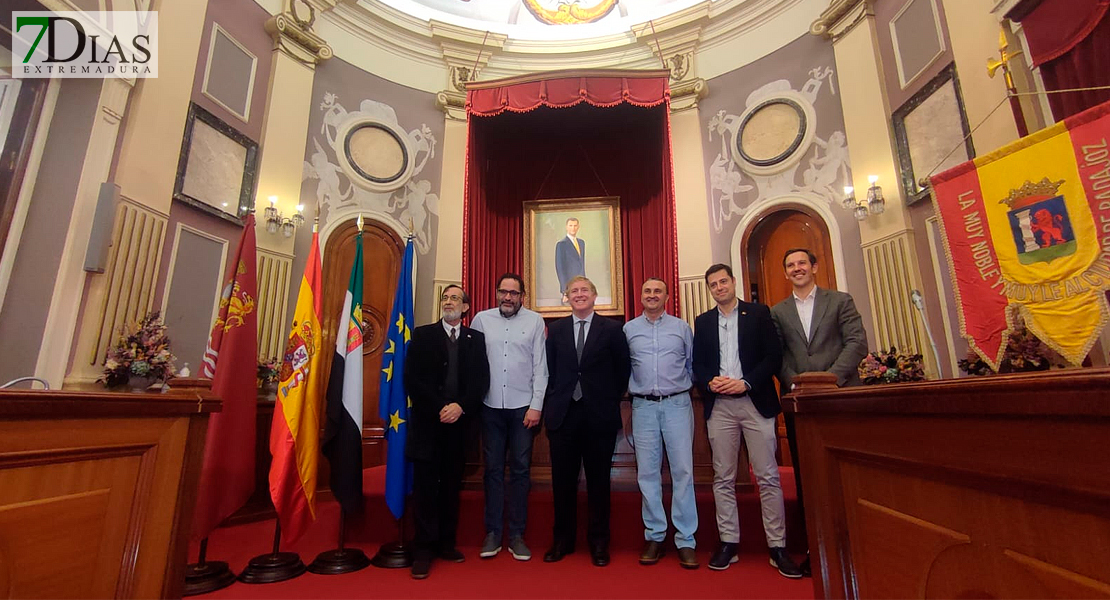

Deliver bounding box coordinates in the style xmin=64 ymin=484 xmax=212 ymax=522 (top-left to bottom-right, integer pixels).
xmin=470 ymin=273 xmax=548 ymax=561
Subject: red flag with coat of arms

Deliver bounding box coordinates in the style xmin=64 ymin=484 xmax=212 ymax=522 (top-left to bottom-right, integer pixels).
xmin=192 ymin=214 xmax=259 ymax=540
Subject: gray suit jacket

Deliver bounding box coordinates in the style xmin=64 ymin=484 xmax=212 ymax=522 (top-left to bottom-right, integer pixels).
xmin=770 ymin=287 xmax=868 ymax=391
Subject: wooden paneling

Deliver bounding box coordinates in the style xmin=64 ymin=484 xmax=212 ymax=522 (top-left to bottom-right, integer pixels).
xmin=320 ymin=219 xmax=403 ymax=470
xmin=784 ymin=369 xmax=1110 ymax=599
xmin=0 ymin=382 xmax=218 ymax=599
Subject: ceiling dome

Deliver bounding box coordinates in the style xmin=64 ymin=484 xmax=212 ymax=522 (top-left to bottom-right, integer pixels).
xmin=378 ymin=0 xmax=711 ymax=40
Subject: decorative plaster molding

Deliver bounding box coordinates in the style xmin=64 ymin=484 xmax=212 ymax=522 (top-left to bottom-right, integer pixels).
xmin=265 ymin=5 xmax=335 ymax=65
xmin=670 ymin=77 xmax=708 ymax=112
xmin=810 ymin=0 xmax=873 ymax=40
xmin=435 ymin=90 xmax=467 ymax=121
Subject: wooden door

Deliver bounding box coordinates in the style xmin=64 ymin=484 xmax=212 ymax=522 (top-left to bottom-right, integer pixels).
xmin=744 ymin=208 xmax=836 ymax=308
xmin=743 ymin=207 xmax=835 ymax=466
xmin=321 ymin=220 xmax=403 ymax=471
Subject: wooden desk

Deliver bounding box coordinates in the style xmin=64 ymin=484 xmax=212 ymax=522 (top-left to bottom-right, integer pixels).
xmin=783 ymin=369 xmax=1110 ymax=599
xmin=0 ymin=383 xmax=219 ymax=599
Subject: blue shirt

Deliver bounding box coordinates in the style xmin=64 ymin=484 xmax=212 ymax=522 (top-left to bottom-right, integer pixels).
xmin=623 ymin=312 xmax=693 ymax=396
xmin=470 ymin=307 xmax=548 ymax=411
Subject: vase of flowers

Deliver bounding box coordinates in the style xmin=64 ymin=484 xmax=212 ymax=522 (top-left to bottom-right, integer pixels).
xmin=257 ymin=357 xmax=280 ymax=396
xmin=99 ymin=312 xmax=176 ymax=391
xmin=958 ymin=325 xmax=1063 ymax=376
xmin=858 ymin=347 xmax=927 ymax=384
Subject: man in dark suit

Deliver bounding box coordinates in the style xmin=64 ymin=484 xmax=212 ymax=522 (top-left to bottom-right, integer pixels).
xmin=692 ymin=263 xmax=802 ymax=578
xmin=404 ymin=284 xmax=490 ymax=579
xmin=770 ymin=248 xmax=868 ymax=577
xmin=542 ymin=275 xmax=630 ymax=567
xmin=555 ymin=217 xmax=586 ymax=302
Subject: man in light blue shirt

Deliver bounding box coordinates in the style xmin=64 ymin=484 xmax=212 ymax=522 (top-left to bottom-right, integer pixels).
xmin=469 ymin=273 xmax=547 ymax=561
xmin=623 ymin=278 xmax=699 ymax=569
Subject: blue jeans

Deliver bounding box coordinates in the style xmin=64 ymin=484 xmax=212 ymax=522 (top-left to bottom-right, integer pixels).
xmin=482 ymin=405 xmax=535 ymax=538
xmin=631 ymin=392 xmax=697 ymax=549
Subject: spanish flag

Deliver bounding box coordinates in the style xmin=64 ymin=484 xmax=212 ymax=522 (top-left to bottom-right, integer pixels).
xmin=931 ymin=100 xmax=1110 ymax=369
xmin=268 ymin=226 xmax=324 ymax=543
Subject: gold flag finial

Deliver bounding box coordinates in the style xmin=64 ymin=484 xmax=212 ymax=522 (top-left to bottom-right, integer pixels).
xmin=357 ymin=213 xmax=364 ymax=231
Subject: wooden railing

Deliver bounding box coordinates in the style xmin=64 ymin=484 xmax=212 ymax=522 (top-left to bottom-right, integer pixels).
xmin=783 ymin=368 xmax=1110 ymax=599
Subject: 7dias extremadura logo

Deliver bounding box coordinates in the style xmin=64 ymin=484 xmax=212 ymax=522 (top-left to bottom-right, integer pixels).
xmin=12 ymin=11 xmax=158 ymax=78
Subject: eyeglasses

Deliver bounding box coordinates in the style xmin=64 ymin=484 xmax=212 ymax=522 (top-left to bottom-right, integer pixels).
xmin=496 ymin=289 xmax=522 ymax=298
xmin=441 ymin=294 xmax=465 ymax=303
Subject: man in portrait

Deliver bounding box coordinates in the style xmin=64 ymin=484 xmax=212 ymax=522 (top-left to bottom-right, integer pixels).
xmin=555 ymin=217 xmax=586 ymax=302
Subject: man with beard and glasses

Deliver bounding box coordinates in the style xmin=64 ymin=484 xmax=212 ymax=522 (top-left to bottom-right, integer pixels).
xmin=470 ymin=273 xmax=548 ymax=561
xmin=405 ymin=285 xmax=490 ymax=579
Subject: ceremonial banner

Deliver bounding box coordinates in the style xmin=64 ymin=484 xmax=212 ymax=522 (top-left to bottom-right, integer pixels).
xmin=269 ymin=227 xmax=323 ymax=543
xmin=193 ymin=214 xmax=259 ymax=539
xmin=322 ymin=231 xmax=365 ymax=515
xmin=380 ymin=238 xmax=415 ymax=520
xmin=931 ymin=100 xmax=1110 ymax=368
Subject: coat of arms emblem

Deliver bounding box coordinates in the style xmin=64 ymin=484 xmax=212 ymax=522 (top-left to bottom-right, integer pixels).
xmin=1001 ymin=177 xmax=1076 ymax=265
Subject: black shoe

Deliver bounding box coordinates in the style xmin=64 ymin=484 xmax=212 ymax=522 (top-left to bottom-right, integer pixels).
xmin=769 ymin=547 xmax=803 ymax=578
xmin=543 ymin=544 xmax=574 ymax=563
xmin=677 ymin=547 xmax=699 ymax=570
xmin=800 ymin=554 xmax=812 ymax=577
xmin=438 ymin=548 xmax=465 ymax=563
xmin=708 ymin=542 xmax=738 ymax=571
xmin=411 ymin=557 xmax=430 ymax=579
xmin=639 ymin=540 xmax=665 ymax=565
xmin=590 ymin=545 xmax=610 ymax=567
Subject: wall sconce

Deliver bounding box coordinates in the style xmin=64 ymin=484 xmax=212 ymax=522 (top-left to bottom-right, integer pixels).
xmin=841 ymin=176 xmax=885 ymax=221
xmin=263 ymin=196 xmax=305 ymax=237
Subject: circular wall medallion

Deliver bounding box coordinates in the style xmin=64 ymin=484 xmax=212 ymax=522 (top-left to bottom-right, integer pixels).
xmin=344 ymin=123 xmax=409 ymax=184
xmin=522 ymin=0 xmax=619 ymax=25
xmin=334 ymin=117 xmax=415 ymax=193
xmin=736 ymin=98 xmax=807 ymax=167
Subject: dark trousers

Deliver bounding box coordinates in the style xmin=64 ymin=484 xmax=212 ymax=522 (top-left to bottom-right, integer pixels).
xmin=784 ymin=410 xmax=807 ymax=547
xmin=412 ymin=437 xmax=466 ymax=560
xmin=547 ymin=400 xmax=618 ymax=550
xmin=482 ymin=405 xmax=535 ymax=539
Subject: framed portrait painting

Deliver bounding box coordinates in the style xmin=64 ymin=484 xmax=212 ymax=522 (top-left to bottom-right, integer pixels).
xmin=523 ymin=196 xmax=624 ymax=317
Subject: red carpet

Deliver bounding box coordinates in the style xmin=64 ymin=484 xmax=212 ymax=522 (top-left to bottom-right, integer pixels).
xmin=193 ymin=468 xmax=815 ymax=599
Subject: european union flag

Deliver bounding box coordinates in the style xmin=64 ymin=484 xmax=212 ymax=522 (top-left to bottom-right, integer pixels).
xmin=379 ymin=237 xmax=415 ymax=519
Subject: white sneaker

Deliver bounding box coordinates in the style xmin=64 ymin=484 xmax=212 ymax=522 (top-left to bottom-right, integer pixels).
xmin=479 ymin=532 xmax=501 ymax=558
xmin=508 ymin=536 xmax=532 ymax=561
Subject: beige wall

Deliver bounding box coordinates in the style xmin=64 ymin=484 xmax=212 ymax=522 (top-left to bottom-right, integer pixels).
xmin=941 ymin=0 xmax=1020 ymax=155
xmin=671 ymin=108 xmax=713 ymax=278
xmin=435 ymin=118 xmax=467 ymax=287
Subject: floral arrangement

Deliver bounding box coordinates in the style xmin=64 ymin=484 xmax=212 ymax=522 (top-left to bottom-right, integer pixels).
xmin=858 ymin=347 xmax=927 ymax=384
xmin=958 ymin=326 xmax=1063 ymax=376
xmin=99 ymin=312 xmax=176 ymax=387
xmin=257 ymin=357 xmax=280 ymax=388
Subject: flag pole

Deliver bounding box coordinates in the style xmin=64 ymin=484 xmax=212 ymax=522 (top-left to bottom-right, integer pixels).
xmin=183 ymin=537 xmax=236 ymax=596
xmin=237 ymin=521 xmax=306 ymax=584
xmin=308 ymin=509 xmax=372 ymax=573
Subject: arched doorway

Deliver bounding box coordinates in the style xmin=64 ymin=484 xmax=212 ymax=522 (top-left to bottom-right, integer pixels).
xmin=743 ymin=207 xmax=837 ymax=308
xmin=741 ymin=206 xmax=836 ymax=467
xmin=320 ymin=218 xmax=404 ymax=472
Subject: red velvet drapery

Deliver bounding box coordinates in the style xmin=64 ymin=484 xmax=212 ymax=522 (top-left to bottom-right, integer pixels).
xmin=1010 ymin=0 xmax=1110 ymax=120
xmin=462 ymin=73 xmax=679 ymax=320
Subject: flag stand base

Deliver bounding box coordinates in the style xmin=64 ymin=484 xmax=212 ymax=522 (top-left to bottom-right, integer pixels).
xmin=371 ymin=541 xmax=412 ymax=569
xmin=237 ymin=551 xmax=306 ymax=584
xmin=307 ymin=548 xmax=371 ymax=574
xmin=183 ymin=561 xmax=236 ymax=596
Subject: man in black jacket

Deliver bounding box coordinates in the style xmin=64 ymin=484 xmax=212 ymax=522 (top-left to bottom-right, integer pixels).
xmin=691 ymin=264 xmax=802 ymax=578
xmin=542 ymin=276 xmax=630 ymax=567
xmin=404 ymin=284 xmax=490 ymax=579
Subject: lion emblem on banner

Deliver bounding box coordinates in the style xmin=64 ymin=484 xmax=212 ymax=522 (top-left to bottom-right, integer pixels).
xmin=1001 ymin=177 xmax=1076 ymax=265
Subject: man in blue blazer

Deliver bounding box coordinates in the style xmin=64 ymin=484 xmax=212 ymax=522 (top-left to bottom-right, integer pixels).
xmin=554 ymin=217 xmax=586 ymax=301
xmin=542 ymin=275 xmax=630 ymax=567
xmin=691 ymin=263 xmax=802 ymax=578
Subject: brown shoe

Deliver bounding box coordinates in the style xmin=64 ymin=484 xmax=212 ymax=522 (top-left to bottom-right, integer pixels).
xmin=639 ymin=540 xmax=665 ymax=565
xmin=677 ymin=547 xmax=699 ymax=569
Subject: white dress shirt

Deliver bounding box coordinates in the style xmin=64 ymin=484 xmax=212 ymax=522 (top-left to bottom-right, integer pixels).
xmin=793 ymin=286 xmax=817 ymax=341
xmin=441 ymin=319 xmax=460 ymax=340
xmin=716 ymin=300 xmax=750 ymax=399
xmin=470 ymin=307 xmax=548 ymax=411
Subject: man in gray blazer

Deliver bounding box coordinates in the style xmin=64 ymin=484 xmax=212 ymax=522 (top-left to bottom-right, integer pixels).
xmin=770 ymin=248 xmax=868 ymax=576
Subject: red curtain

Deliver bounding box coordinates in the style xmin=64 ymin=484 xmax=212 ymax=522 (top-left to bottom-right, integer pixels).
xmin=463 ymin=74 xmax=678 ymax=320
xmin=1011 ymin=0 xmax=1110 ymax=120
